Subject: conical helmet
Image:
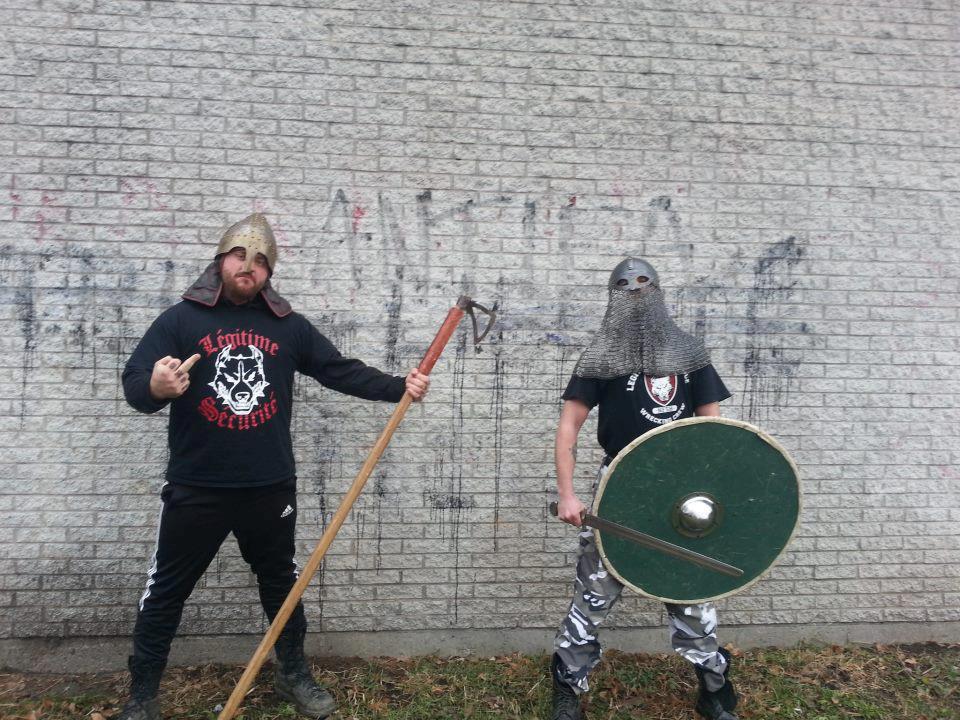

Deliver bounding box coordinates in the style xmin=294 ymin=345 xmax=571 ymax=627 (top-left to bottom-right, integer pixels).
xmin=216 ymin=213 xmax=277 ymax=273
xmin=609 ymin=257 xmax=659 ymax=291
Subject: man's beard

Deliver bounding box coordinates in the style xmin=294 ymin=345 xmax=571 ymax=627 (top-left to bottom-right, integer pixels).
xmin=222 ymin=272 xmax=265 ymax=303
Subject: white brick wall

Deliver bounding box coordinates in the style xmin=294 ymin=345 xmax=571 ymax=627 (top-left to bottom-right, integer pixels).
xmin=1 ymin=0 xmax=958 ymax=652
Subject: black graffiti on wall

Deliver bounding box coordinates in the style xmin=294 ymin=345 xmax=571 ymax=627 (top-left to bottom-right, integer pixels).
xmin=742 ymin=235 xmax=808 ymax=421
xmin=2 ymin=186 xmax=815 ymax=627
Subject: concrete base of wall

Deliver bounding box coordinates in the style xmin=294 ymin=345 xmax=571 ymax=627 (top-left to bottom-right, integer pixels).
xmin=3 ymin=622 xmax=958 ymax=673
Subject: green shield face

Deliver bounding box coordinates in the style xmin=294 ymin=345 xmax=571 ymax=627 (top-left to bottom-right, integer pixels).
xmin=594 ymin=417 xmax=801 ymax=604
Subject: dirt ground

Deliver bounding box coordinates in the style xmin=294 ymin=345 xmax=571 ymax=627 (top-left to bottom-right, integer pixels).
xmin=2 ymin=643 xmax=958 ymax=720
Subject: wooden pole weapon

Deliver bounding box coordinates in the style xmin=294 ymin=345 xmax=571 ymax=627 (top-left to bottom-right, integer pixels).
xmin=217 ymin=296 xmax=495 ymax=720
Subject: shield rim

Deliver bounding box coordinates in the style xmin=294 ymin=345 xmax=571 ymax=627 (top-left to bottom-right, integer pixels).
xmin=593 ymin=416 xmax=802 ymax=604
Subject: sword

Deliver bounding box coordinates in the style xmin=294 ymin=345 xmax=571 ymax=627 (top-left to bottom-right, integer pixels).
xmin=549 ymin=502 xmax=744 ymax=578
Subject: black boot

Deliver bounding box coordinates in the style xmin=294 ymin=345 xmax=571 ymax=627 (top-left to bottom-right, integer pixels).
xmin=117 ymin=655 xmax=164 ymax=720
xmin=549 ymin=654 xmax=584 ymax=720
xmin=274 ymin=628 xmax=336 ymax=718
xmin=694 ymin=648 xmax=738 ymax=720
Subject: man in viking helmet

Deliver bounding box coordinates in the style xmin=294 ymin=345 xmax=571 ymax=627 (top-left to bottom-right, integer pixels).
xmin=118 ymin=214 xmax=430 ymax=720
xmin=549 ymin=259 xmax=737 ymax=720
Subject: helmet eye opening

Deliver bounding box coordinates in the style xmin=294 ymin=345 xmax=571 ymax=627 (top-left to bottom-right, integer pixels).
xmin=637 ymin=275 xmax=649 ymax=284
xmin=616 ymin=278 xmax=629 ymax=287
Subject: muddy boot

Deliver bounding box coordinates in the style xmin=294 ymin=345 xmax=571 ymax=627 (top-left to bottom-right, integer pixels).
xmin=549 ymin=654 xmax=584 ymax=720
xmin=117 ymin=656 xmax=164 ymax=720
xmin=694 ymin=648 xmax=738 ymax=720
xmin=274 ymin=629 xmax=336 ymax=718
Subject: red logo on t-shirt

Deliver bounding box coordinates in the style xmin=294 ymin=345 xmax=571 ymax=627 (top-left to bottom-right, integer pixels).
xmin=644 ymin=375 xmax=678 ymax=406
xmin=194 ymin=329 xmax=281 ymax=431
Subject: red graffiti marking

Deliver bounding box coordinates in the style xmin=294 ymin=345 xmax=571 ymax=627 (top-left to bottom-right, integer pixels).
xmin=33 ymin=192 xmax=61 ymax=241
xmin=112 ymin=177 xmax=176 ymax=240
xmin=567 ymin=195 xmax=577 ymax=206
xmin=35 ymin=211 xmax=48 ymax=240
xmin=352 ymin=205 xmax=366 ymax=234
xmin=121 ymin=179 xmax=137 ymax=206
xmin=121 ymin=177 xmax=171 ymax=210
xmin=146 ymin=181 xmax=168 ymax=209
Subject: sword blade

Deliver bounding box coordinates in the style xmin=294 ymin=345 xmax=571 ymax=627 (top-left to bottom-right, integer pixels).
xmin=549 ymin=502 xmax=743 ymax=577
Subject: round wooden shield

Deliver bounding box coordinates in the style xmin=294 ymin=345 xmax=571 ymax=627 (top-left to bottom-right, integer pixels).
xmin=594 ymin=417 xmax=801 ymax=604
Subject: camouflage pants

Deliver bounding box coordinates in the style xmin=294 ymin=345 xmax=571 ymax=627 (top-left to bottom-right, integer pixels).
xmin=553 ymin=469 xmax=729 ymax=694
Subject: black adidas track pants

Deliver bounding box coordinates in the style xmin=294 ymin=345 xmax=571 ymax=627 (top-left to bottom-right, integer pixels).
xmin=131 ymin=479 xmax=305 ymax=664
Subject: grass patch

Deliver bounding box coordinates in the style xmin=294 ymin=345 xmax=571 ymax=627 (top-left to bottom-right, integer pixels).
xmin=1 ymin=643 xmax=956 ymax=719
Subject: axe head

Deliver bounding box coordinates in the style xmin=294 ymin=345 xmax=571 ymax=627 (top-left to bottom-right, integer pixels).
xmin=457 ymin=295 xmax=497 ymax=346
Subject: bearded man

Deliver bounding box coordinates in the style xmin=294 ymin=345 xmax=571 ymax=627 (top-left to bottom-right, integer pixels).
xmin=118 ymin=214 xmax=429 ymax=720
xmin=549 ymin=258 xmax=738 ymax=720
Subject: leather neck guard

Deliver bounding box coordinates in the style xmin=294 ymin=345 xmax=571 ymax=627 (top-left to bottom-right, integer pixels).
xmin=182 ymin=260 xmax=292 ymax=318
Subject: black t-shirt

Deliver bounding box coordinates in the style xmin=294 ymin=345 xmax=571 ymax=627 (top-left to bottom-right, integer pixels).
xmin=122 ymin=296 xmax=405 ymax=488
xmin=562 ymin=365 xmax=731 ymax=459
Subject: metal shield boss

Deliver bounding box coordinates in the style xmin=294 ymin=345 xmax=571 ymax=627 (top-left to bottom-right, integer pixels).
xmin=593 ymin=417 xmax=800 ymax=604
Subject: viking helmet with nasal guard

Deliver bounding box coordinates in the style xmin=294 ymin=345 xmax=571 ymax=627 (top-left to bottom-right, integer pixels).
xmin=608 ymin=257 xmax=659 ymax=292
xmin=182 ymin=212 xmax=291 ymax=317
xmin=216 ymin=213 xmax=278 ymax=273
xmin=574 ymin=257 xmax=710 ymax=378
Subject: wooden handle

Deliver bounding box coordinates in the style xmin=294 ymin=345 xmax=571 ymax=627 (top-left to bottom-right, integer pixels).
xmin=417 ymin=305 xmax=464 ymax=375
xmin=218 ymin=301 xmax=467 ymax=720
xmin=218 ymin=397 xmax=413 ymax=719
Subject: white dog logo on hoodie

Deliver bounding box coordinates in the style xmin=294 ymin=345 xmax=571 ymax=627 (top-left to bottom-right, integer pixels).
xmin=209 ymin=345 xmax=270 ymax=415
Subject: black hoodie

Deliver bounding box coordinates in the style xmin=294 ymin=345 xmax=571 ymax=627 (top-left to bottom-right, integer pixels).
xmin=122 ymin=296 xmax=405 ymax=487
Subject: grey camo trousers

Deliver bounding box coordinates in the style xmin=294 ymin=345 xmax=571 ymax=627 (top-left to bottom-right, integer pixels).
xmin=553 ymin=468 xmax=729 ymax=694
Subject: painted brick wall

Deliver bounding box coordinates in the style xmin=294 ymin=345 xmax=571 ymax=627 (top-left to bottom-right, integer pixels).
xmin=1 ymin=0 xmax=958 ymax=653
